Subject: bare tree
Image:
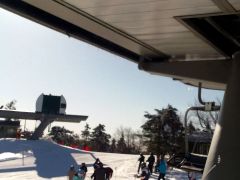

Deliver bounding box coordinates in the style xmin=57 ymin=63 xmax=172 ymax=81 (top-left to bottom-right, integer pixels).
xmin=113 ymin=126 xmax=143 ymax=153
xmin=134 ymin=129 xmax=146 ymax=153
xmin=2 ymin=100 xmax=17 ymax=121
xmin=4 ymin=100 xmax=17 ymax=110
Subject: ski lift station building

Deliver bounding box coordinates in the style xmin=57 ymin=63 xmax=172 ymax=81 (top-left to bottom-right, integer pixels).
xmin=1 ymin=1 xmax=240 ymax=179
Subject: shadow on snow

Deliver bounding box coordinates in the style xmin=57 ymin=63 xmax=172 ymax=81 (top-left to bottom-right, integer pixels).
xmin=0 ymin=139 xmax=96 ymax=178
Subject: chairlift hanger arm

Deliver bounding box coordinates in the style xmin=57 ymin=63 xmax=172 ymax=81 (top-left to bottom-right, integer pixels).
xmin=198 ymin=82 xmax=205 ymax=105
xmin=198 ymin=82 xmax=221 ymax=111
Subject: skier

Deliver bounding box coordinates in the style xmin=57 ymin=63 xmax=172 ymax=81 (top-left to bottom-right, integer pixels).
xmin=79 ymin=163 xmax=87 ymax=179
xmin=146 ymin=152 xmax=155 ymax=174
xmin=68 ymin=165 xmax=76 ymax=180
xmin=157 ymin=156 xmax=167 ymax=180
xmin=137 ymin=153 xmax=145 ymax=174
xmin=139 ymin=162 xmax=150 ymax=180
xmin=91 ymin=162 xmax=106 ymax=180
xmin=93 ymin=158 xmax=101 ymax=169
xmin=105 ymin=167 xmax=113 ymax=180
xmin=155 ymin=155 xmax=161 ymax=173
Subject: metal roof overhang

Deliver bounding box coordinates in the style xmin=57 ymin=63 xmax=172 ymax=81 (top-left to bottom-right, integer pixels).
xmin=1 ymin=0 xmax=240 ymax=90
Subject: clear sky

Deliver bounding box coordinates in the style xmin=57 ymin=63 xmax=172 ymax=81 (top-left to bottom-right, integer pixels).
xmin=0 ymin=8 xmax=224 ymax=136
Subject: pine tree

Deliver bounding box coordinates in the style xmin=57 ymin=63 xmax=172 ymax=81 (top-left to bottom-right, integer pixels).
xmin=117 ymin=133 xmax=127 ymax=153
xmin=90 ymin=124 xmax=111 ymax=152
xmin=110 ymin=138 xmax=117 ymax=153
xmin=141 ymin=105 xmax=184 ymax=155
xmin=81 ymin=123 xmax=91 ymax=144
xmin=49 ymin=126 xmax=80 ymax=146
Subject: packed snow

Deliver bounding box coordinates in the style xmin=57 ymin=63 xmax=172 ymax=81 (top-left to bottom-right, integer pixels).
xmin=0 ymin=139 xmax=202 ymax=179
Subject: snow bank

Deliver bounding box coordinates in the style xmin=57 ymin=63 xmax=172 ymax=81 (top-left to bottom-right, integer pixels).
xmin=0 ymin=152 xmax=24 ymax=161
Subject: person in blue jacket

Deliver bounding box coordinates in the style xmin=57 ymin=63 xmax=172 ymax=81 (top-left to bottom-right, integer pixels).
xmin=158 ymin=157 xmax=167 ymax=180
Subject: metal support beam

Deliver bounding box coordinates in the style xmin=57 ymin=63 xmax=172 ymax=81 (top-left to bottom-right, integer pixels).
xmin=0 ymin=110 xmax=88 ymax=123
xmin=30 ymin=116 xmax=54 ymax=140
xmin=139 ymin=59 xmax=230 ymax=90
xmin=203 ymin=52 xmax=240 ymax=179
xmin=0 ymin=110 xmax=88 ymax=140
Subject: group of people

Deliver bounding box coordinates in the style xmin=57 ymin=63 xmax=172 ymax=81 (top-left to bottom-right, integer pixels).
xmin=68 ymin=158 xmax=113 ymax=180
xmin=137 ymin=153 xmax=198 ymax=180
xmin=68 ymin=154 xmax=197 ymax=180
xmin=91 ymin=158 xmax=113 ymax=180
xmin=137 ymin=153 xmax=167 ymax=180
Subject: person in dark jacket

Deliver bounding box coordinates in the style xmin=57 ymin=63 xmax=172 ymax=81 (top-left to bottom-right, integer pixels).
xmin=93 ymin=158 xmax=101 ymax=169
xmin=105 ymin=167 xmax=113 ymax=180
xmin=137 ymin=153 xmax=145 ymax=174
xmin=79 ymin=163 xmax=87 ymax=179
xmin=91 ymin=162 xmax=106 ymax=180
xmin=154 ymin=155 xmax=161 ymax=173
xmin=147 ymin=152 xmax=155 ymax=174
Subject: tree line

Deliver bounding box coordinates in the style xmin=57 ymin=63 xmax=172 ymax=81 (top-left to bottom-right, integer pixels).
xmin=1 ymin=100 xmax=219 ymax=155
xmin=48 ymin=104 xmax=188 ymax=155
xmin=49 ymin=123 xmax=144 ymax=154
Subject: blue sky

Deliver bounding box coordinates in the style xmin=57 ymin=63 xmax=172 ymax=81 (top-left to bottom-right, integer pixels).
xmin=0 ymin=8 xmax=224 ymax=135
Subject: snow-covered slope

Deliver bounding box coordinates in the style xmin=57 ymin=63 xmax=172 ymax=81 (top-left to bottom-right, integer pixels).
xmin=0 ymin=139 xmax=202 ymax=179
